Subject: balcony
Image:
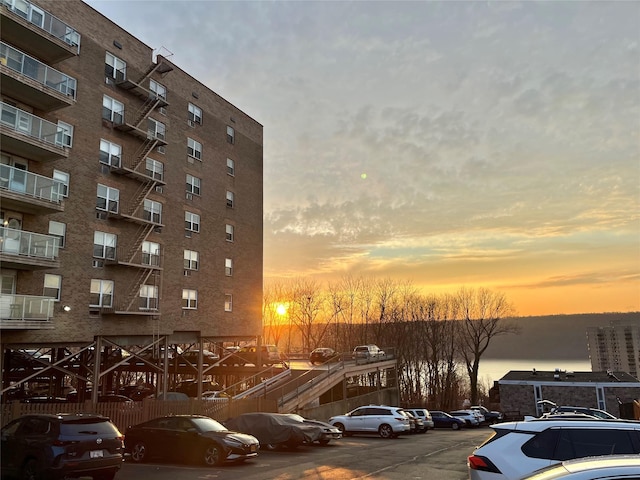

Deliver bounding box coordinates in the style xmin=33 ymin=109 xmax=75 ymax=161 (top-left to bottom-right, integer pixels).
xmin=0 ymin=294 xmax=55 ymax=329
xmin=0 ymin=102 xmax=69 ymax=161
xmin=1 ymin=0 xmax=80 ymax=63
xmin=1 ymin=42 xmax=77 ymax=111
xmin=0 ymin=163 xmax=64 ymax=214
xmin=0 ymin=227 xmax=60 ymax=269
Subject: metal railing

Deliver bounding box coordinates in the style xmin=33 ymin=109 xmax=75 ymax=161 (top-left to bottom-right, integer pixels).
xmin=0 ymin=294 xmax=54 ymax=321
xmin=0 ymin=163 xmax=64 ymax=202
xmin=0 ymin=227 xmax=59 ymax=259
xmin=0 ymin=101 xmax=69 ymax=146
xmin=2 ymin=0 xmax=81 ymax=51
xmin=0 ymin=42 xmax=77 ymax=98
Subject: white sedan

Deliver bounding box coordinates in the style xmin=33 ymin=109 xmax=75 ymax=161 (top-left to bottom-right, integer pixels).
xmin=449 ymin=409 xmax=483 ymax=426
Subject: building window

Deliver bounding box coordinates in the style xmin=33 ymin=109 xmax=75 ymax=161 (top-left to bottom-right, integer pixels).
xmin=99 ymin=139 xmax=121 ymax=167
xmin=227 ymin=158 xmax=235 ymax=176
xmin=139 ymin=285 xmax=158 ymax=310
xmin=225 ymin=258 xmax=233 ymax=276
xmin=186 ymin=174 xmax=201 ymax=195
xmin=43 ymin=274 xmax=61 ymax=301
xmin=185 ymin=211 xmax=200 ymax=233
xmin=226 ymin=191 xmax=234 ymax=208
xmin=145 ymin=157 xmax=163 ymax=181
xmin=48 ymin=221 xmax=66 ymax=248
xmin=184 ymin=249 xmax=199 ymax=270
xmin=56 ymin=121 xmax=73 ymax=147
xmin=93 ymin=231 xmax=117 ymax=260
xmin=224 ymin=294 xmax=232 ymax=312
xmin=142 ymin=241 xmax=160 ymax=266
xmin=226 ymin=126 xmax=235 ymax=144
xmin=96 ymin=184 xmax=119 ymax=213
xmin=148 ymin=118 xmax=165 ymax=141
xmin=90 ymin=279 xmax=114 ymax=307
xmin=225 ymin=224 xmax=234 ymax=242
xmin=53 ymin=170 xmax=69 ymax=197
xmin=105 ymin=52 xmax=126 ymax=82
xmin=188 ymin=103 xmax=202 ymax=124
xmin=102 ymin=95 xmax=124 ymax=124
xmin=182 ymin=289 xmax=197 ymax=309
xmin=187 ymin=138 xmax=202 ymax=160
xmin=144 ymin=199 xmax=162 ymax=224
xmin=149 ymin=79 xmax=167 ymax=101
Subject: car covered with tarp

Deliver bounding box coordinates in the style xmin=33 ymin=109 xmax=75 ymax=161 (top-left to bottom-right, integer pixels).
xmin=223 ymin=412 xmax=326 ymax=449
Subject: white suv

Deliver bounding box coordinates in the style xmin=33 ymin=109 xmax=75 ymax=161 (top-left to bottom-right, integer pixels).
xmin=352 ymin=345 xmax=385 ymax=360
xmin=328 ymin=405 xmax=410 ymax=438
xmin=468 ymin=418 xmax=640 ymax=480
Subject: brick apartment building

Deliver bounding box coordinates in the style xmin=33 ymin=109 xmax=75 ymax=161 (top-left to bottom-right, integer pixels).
xmin=0 ymin=0 xmax=263 ymax=400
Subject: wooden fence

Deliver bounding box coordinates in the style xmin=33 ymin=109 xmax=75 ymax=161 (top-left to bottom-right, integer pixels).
xmin=1 ymin=397 xmax=278 ymax=433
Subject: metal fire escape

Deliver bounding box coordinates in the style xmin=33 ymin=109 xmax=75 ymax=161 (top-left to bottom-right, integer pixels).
xmin=107 ymin=56 xmax=173 ymax=315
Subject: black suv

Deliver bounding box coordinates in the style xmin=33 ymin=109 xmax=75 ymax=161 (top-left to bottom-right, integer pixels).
xmin=1 ymin=413 xmax=124 ymax=480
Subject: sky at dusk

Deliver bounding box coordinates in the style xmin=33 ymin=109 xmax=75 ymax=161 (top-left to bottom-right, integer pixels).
xmin=84 ymin=1 xmax=640 ymax=317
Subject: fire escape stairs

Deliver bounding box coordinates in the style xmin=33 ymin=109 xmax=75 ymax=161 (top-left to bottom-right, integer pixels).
xmin=125 ymin=137 xmax=159 ymax=173
xmin=123 ymin=223 xmax=155 ymax=265
xmin=126 ymin=180 xmax=157 ymax=218
xmin=133 ymin=96 xmax=161 ymax=129
xmin=118 ymin=267 xmax=156 ymax=312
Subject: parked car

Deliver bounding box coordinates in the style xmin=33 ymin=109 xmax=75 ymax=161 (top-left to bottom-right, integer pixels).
xmin=552 ymin=405 xmax=617 ymax=419
xmin=20 ymin=396 xmax=69 ymax=403
xmin=352 ymin=344 xmax=385 ymax=360
xmin=449 ymin=410 xmax=481 ymax=427
xmin=224 ymin=412 xmax=328 ymax=449
xmin=202 ymin=390 xmax=231 ymax=401
xmin=471 ymin=405 xmax=503 ymax=424
xmin=223 ymin=345 xmax=282 ymax=367
xmin=404 ymin=408 xmax=434 ymax=430
xmin=125 ymin=414 xmax=259 ymax=466
xmin=1 ymin=413 xmax=124 ymax=480
xmin=430 ymin=410 xmax=466 ymax=430
xmin=467 ymin=418 xmax=640 ymax=480
xmin=400 ymin=409 xmax=425 ymax=433
xmin=174 ymin=380 xmax=221 ymax=397
xmin=517 ymin=454 xmax=640 ymax=480
xmin=177 ymin=349 xmax=220 ymax=366
xmin=328 ymin=405 xmax=411 ymax=438
xmin=284 ymin=414 xmax=342 ymax=445
xmin=309 ymin=347 xmax=339 ymax=364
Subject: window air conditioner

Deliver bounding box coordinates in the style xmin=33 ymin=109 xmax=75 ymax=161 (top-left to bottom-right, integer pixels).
xmin=155 ymin=186 xmax=163 ymax=193
xmin=186 ymin=192 xmax=193 ymax=200
xmin=92 ymin=260 xmax=104 ymax=268
xmin=187 ymin=120 xmax=195 ymax=127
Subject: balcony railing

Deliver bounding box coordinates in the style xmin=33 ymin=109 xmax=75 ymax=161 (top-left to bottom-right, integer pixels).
xmin=0 ymin=227 xmax=59 ymax=260
xmin=0 ymin=101 xmax=69 ymax=146
xmin=2 ymin=0 xmax=80 ymax=51
xmin=0 ymin=163 xmax=64 ymax=202
xmin=1 ymin=42 xmax=77 ymax=98
xmin=0 ymin=294 xmax=54 ymax=321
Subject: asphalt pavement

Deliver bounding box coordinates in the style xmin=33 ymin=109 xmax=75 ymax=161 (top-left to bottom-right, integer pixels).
xmin=114 ymin=426 xmax=492 ymax=480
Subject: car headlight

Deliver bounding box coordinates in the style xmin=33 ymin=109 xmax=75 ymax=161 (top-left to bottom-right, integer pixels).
xmin=223 ymin=437 xmax=244 ymax=447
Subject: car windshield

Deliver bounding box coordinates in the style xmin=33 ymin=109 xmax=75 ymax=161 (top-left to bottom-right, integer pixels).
xmin=190 ymin=417 xmax=228 ymax=432
xmin=286 ymin=414 xmax=305 ymax=422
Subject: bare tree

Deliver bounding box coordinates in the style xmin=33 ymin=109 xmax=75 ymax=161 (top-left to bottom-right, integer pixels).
xmin=455 ymin=287 xmax=518 ymax=404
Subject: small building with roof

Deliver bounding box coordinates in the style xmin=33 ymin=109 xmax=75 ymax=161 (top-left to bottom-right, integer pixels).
xmin=498 ymin=369 xmax=640 ymax=419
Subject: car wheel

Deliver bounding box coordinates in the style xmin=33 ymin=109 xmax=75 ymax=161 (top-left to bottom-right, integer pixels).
xmin=263 ymin=443 xmax=278 ymax=451
xmin=451 ymin=422 xmax=460 ymax=430
xmin=318 ymin=439 xmax=330 ymax=446
xmin=334 ymin=422 xmax=346 ymax=434
xmin=378 ymin=424 xmax=393 ymax=439
xmin=203 ymin=443 xmax=224 ymax=466
xmin=20 ymin=458 xmax=40 ymax=480
xmin=130 ymin=441 xmax=148 ymax=463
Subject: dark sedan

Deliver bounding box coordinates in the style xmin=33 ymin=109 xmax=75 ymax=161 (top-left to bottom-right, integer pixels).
xmin=309 ymin=347 xmax=339 ymax=364
xmin=124 ymin=415 xmax=259 ymax=466
xmin=429 ymin=410 xmax=465 ymax=430
xmin=224 ymin=412 xmax=328 ymax=449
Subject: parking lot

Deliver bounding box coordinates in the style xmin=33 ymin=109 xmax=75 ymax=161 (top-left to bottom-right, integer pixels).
xmin=115 ymin=426 xmax=492 ymax=480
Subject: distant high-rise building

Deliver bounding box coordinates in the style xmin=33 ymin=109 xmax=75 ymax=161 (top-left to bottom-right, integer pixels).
xmin=587 ymin=320 xmax=640 ymax=379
